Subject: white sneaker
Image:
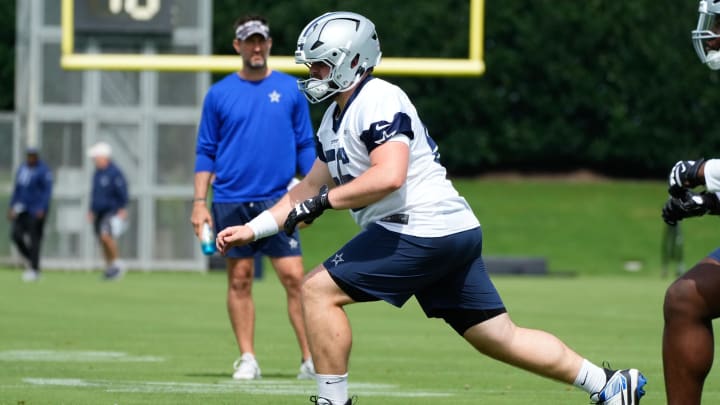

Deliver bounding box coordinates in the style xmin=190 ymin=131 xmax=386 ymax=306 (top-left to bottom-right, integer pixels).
xmin=232 ymin=353 xmax=261 ymax=380
xmin=297 ymin=358 xmax=316 ymax=380
xmin=22 ymin=269 xmax=40 ymax=282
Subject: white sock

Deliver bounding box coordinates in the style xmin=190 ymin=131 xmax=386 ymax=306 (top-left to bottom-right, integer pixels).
xmin=316 ymin=373 xmax=348 ymax=405
xmin=573 ymin=359 xmax=608 ymax=394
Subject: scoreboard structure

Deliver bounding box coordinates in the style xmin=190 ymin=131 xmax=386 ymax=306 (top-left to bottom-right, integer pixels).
xmin=73 ymin=0 xmax=174 ymax=36
xmin=60 ymin=0 xmax=485 ymax=76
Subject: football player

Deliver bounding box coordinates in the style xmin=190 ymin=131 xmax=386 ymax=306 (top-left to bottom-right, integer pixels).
xmin=660 ymin=2 xmax=720 ymax=404
xmin=217 ymin=11 xmax=646 ymax=405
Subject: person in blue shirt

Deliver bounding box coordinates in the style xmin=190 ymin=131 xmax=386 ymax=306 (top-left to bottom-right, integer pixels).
xmin=87 ymin=141 xmax=128 ymax=281
xmin=191 ymin=15 xmax=317 ymax=380
xmin=7 ymin=147 xmax=53 ymax=282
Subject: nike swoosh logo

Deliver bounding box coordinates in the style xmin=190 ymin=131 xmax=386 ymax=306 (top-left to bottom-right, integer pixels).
xmin=581 ymin=372 xmax=588 ymax=386
xmin=375 ymin=122 xmax=391 ymax=131
xmin=325 ymin=379 xmax=345 ymax=384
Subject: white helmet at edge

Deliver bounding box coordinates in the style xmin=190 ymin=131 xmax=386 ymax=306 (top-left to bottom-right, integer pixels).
xmin=295 ymin=11 xmax=382 ymax=103
xmin=692 ymin=0 xmax=720 ymax=69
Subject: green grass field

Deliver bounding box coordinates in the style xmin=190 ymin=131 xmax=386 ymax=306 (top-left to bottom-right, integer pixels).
xmin=2 ymin=270 xmax=720 ymax=404
xmin=1 ymin=178 xmax=719 ymax=404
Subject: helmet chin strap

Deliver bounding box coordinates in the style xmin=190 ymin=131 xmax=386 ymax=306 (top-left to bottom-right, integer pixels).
xmin=707 ymin=50 xmax=720 ymax=70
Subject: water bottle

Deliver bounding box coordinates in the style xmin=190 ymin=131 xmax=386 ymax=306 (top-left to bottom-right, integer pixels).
xmin=200 ymin=222 xmax=216 ymax=256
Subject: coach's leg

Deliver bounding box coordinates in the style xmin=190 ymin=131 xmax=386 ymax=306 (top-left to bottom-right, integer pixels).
xmin=463 ymin=312 xmax=583 ymax=383
xmin=663 ymin=258 xmax=720 ymax=405
xmin=99 ymin=232 xmax=118 ymax=267
xmin=226 ymin=257 xmax=256 ymax=355
xmin=271 ymin=256 xmax=311 ymax=361
xmin=10 ymin=215 xmax=32 ymax=264
xmin=27 ymin=216 xmax=45 ymax=271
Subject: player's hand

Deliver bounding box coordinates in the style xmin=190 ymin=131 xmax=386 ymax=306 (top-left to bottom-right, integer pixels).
xmin=216 ymin=225 xmax=254 ymax=255
xmin=668 ymin=159 xmax=705 ymax=192
xmin=662 ymin=190 xmax=710 ymax=225
xmin=284 ymin=185 xmax=331 ymax=235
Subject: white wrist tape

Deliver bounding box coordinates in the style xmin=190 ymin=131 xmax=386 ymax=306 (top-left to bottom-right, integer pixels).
xmin=246 ymin=210 xmax=279 ymax=241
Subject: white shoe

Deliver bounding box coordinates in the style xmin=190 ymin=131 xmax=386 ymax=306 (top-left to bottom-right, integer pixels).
xmin=232 ymin=353 xmax=261 ymax=380
xmin=297 ymin=358 xmax=316 ymax=380
xmin=22 ymin=269 xmax=40 ymax=282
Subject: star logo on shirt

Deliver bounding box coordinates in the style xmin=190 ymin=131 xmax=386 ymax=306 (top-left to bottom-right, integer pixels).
xmin=331 ymin=253 xmax=344 ymax=267
xmin=268 ymin=90 xmax=281 ymax=103
xmin=288 ymin=238 xmax=299 ymax=249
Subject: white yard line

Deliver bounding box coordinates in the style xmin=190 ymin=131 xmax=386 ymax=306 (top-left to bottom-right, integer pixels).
xmin=22 ymin=377 xmax=452 ymax=397
xmin=0 ymin=350 xmax=164 ymax=362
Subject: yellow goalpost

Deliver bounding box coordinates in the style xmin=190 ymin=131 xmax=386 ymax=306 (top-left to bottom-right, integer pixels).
xmin=60 ymin=0 xmax=484 ymax=77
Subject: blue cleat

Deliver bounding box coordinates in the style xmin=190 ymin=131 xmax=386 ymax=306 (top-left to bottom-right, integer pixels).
xmin=591 ymin=368 xmax=647 ymax=405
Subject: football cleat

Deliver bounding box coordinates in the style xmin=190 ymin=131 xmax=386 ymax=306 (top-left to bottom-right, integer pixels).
xmin=297 ymin=358 xmax=316 ymax=380
xmin=232 ymin=353 xmax=261 ymax=380
xmin=591 ymin=368 xmax=647 ymax=405
xmin=309 ymin=396 xmax=355 ymax=405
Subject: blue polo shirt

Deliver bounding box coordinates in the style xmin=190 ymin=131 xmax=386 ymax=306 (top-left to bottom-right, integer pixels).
xmin=194 ymin=70 xmax=316 ymax=203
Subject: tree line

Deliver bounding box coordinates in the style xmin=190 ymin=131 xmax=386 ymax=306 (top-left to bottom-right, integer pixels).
xmin=1 ymin=0 xmax=713 ymax=177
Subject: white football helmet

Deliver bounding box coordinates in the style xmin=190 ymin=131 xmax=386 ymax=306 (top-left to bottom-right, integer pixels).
xmin=693 ymin=0 xmax=720 ymax=69
xmin=295 ymin=12 xmax=382 ymax=103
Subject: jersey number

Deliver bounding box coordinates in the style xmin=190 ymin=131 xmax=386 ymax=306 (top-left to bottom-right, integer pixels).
xmin=325 ymin=147 xmax=355 ymax=185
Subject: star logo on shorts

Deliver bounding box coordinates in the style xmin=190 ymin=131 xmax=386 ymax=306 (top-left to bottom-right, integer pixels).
xmin=288 ymin=238 xmax=298 ymax=249
xmin=268 ymin=90 xmax=281 ymax=103
xmin=331 ymin=253 xmax=344 ymax=267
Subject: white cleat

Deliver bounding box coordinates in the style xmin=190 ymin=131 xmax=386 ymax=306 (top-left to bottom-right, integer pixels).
xmin=591 ymin=368 xmax=647 ymax=405
xmin=22 ymin=269 xmax=40 ymax=282
xmin=297 ymin=358 xmax=316 ymax=380
xmin=232 ymin=353 xmax=261 ymax=380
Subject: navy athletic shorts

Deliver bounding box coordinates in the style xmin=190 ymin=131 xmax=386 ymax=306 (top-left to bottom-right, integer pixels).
xmin=708 ymin=248 xmax=720 ymax=262
xmin=324 ymin=223 xmax=505 ymax=318
xmin=212 ymin=200 xmax=301 ymax=259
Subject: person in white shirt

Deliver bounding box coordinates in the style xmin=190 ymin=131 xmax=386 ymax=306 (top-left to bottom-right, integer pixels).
xmin=217 ymin=11 xmax=646 ymax=405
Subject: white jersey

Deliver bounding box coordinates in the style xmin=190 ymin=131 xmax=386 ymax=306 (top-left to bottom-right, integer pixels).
xmin=704 ymin=159 xmax=720 ymax=192
xmin=315 ymin=77 xmax=479 ymax=237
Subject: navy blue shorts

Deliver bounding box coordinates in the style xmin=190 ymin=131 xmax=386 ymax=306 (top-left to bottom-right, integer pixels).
xmin=212 ymin=200 xmax=301 ymax=259
xmin=708 ymin=248 xmax=720 ymax=262
xmin=324 ymin=224 xmax=505 ymax=318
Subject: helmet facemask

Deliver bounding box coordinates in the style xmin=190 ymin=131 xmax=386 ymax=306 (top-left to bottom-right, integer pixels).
xmin=693 ymin=0 xmax=720 ymax=69
xmin=297 ymin=51 xmax=352 ymax=104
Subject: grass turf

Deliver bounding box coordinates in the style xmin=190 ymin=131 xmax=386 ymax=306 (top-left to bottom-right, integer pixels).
xmin=292 ymin=178 xmax=720 ymax=277
xmin=1 ymin=269 xmax=720 ymax=404
xmin=2 ymin=177 xmax=719 ymax=403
